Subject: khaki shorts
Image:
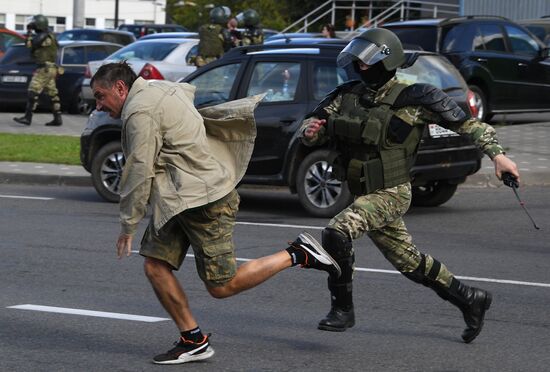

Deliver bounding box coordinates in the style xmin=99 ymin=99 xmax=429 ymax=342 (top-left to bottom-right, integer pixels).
xmin=140 ymin=189 xmax=240 ymax=287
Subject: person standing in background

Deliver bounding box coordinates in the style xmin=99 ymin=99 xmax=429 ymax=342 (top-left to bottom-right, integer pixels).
xmin=14 ymin=14 xmax=63 ymax=126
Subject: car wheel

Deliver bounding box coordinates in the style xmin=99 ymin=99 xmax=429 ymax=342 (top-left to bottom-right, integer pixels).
xmin=296 ymin=149 xmax=354 ymax=217
xmin=411 ymin=181 xmax=458 ymax=207
xmin=469 ymin=85 xmax=488 ymax=122
xmin=91 ymin=141 xmax=124 ymax=203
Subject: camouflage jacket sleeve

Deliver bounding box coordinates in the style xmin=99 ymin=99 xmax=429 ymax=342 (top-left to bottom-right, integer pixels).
xmin=399 ymin=106 xmax=505 ymax=160
xmin=299 ymin=93 xmax=343 ymax=147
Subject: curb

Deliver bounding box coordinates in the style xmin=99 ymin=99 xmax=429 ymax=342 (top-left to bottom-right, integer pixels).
xmin=0 ymin=172 xmax=92 ymax=187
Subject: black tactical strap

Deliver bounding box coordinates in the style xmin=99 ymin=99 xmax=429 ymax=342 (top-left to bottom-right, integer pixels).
xmin=393 ymin=83 xmax=470 ymax=124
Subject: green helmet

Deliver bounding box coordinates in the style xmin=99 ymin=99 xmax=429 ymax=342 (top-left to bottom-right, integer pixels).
xmin=236 ymin=9 xmax=260 ymax=27
xmin=30 ymin=14 xmax=49 ymax=32
xmin=337 ymin=28 xmax=405 ymax=71
xmin=210 ymin=6 xmax=231 ymax=25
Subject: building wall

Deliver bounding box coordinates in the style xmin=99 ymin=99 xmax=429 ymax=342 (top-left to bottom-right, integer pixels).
xmin=462 ymin=0 xmax=550 ymax=20
xmin=0 ymin=0 xmax=166 ymax=31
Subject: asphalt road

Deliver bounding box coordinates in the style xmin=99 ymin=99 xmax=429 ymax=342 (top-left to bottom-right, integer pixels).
xmin=1 ymin=183 xmax=549 ymax=372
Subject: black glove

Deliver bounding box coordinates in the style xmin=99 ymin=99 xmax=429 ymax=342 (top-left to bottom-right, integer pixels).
xmin=502 ymin=172 xmax=519 ymax=188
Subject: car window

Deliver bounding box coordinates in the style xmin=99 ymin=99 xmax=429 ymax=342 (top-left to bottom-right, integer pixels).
xmin=247 ymin=62 xmax=301 ymax=102
xmin=505 ymin=25 xmax=539 ymax=56
xmin=396 ymin=55 xmax=466 ymax=91
xmin=0 ymin=45 xmax=31 ymax=63
xmin=312 ymin=62 xmax=347 ymax=100
xmin=524 ymin=25 xmax=547 ymax=42
xmin=442 ymin=24 xmax=479 ymax=52
xmin=62 ymin=46 xmax=86 ymax=64
xmin=186 ymin=44 xmax=198 ymax=65
xmin=108 ymin=41 xmax=178 ymax=61
xmin=478 ymin=24 xmax=506 ymax=52
xmin=385 ymin=27 xmax=437 ymax=52
xmin=86 ymin=45 xmax=120 ymax=62
xmin=0 ymin=33 xmax=24 ymax=52
xmin=188 ymin=63 xmax=241 ymax=107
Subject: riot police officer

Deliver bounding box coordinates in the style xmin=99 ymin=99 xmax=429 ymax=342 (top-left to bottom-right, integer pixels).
xmin=14 ymin=14 xmax=62 ymax=126
xmin=300 ymin=28 xmax=519 ymax=343
xmin=236 ymin=9 xmax=264 ymax=46
xmin=195 ymin=6 xmax=233 ymax=67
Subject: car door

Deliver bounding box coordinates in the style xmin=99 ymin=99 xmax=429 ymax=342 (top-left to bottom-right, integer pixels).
xmin=473 ymin=22 xmax=524 ymax=110
xmin=503 ymin=24 xmax=550 ymax=109
xmin=238 ymin=57 xmax=309 ymax=177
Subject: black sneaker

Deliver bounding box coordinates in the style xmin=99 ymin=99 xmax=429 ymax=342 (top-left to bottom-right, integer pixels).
xmin=152 ymin=335 xmax=214 ymax=365
xmin=292 ymin=232 xmax=341 ymax=277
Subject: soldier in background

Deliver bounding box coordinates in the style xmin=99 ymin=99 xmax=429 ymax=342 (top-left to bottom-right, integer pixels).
xmin=195 ymin=6 xmax=233 ymax=67
xmin=236 ymin=9 xmax=264 ymax=46
xmin=14 ymin=14 xmax=63 ymax=126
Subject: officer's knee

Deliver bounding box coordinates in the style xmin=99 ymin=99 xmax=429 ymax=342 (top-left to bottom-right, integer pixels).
xmin=206 ymin=284 xmax=231 ymax=299
xmin=143 ymin=257 xmax=171 ymax=283
xmin=322 ymin=228 xmax=353 ymax=260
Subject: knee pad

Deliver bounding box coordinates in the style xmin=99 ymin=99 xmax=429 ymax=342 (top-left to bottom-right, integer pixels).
xmin=322 ymin=228 xmax=353 ymax=260
xmin=402 ymin=254 xmax=442 ymax=287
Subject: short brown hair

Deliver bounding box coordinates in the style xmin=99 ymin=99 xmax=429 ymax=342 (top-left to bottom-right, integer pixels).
xmin=91 ymin=61 xmax=137 ymax=90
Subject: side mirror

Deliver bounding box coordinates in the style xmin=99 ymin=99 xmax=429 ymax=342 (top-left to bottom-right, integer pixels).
xmin=539 ymin=47 xmax=550 ymax=59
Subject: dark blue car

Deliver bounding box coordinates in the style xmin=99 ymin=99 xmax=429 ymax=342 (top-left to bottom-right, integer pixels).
xmin=0 ymin=40 xmax=122 ymax=114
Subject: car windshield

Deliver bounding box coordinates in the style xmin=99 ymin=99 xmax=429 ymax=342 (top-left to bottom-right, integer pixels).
xmin=0 ymin=45 xmax=32 ymax=64
xmin=396 ymin=54 xmax=466 ymax=91
xmin=107 ymin=41 xmax=179 ymax=61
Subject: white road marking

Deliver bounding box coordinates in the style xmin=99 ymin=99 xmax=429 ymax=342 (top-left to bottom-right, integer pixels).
xmin=0 ymin=194 xmax=53 ymax=200
xmin=7 ymin=304 xmax=169 ymax=322
xmin=129 ymin=249 xmax=550 ymax=288
xmin=236 ymin=221 xmax=323 ymax=230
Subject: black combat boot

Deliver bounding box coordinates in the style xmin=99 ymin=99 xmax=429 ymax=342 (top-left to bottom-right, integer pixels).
xmin=45 ymin=111 xmax=63 ymax=126
xmin=318 ymin=281 xmax=355 ymax=332
xmin=13 ymin=101 xmax=33 ymax=126
xmin=436 ymin=278 xmax=492 ymax=343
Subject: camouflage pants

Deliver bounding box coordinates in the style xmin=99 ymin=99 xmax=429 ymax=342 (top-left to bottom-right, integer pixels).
xmin=329 ymin=182 xmax=454 ymax=287
xmin=139 ymin=189 xmax=240 ymax=287
xmin=28 ymin=65 xmax=61 ymax=112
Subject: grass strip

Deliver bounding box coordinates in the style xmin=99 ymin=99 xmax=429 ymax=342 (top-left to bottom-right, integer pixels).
xmin=0 ymin=133 xmax=80 ymax=165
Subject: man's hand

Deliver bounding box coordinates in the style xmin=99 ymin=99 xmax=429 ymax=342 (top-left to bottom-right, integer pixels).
xmin=116 ymin=233 xmax=133 ymax=259
xmin=304 ymin=118 xmax=326 ymax=139
xmin=493 ymin=154 xmax=520 ymax=184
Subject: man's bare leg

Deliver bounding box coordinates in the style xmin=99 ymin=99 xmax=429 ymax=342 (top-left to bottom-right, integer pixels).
xmin=144 ymin=257 xmax=197 ymax=332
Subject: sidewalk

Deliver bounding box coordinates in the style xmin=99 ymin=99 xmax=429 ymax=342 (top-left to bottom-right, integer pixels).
xmin=0 ymin=111 xmax=549 ymax=188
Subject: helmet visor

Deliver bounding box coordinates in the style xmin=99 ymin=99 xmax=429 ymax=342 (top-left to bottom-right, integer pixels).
xmin=337 ymin=38 xmax=392 ymax=68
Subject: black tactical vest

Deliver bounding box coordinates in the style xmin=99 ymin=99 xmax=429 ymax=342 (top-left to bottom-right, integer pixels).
xmin=326 ymin=82 xmax=423 ymax=196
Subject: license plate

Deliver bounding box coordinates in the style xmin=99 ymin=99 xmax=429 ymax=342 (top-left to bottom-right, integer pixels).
xmin=428 ymin=124 xmax=459 ymax=138
xmin=1 ymin=75 xmax=28 ymax=83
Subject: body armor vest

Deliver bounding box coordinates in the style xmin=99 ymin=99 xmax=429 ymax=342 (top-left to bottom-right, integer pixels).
xmin=31 ymin=32 xmax=58 ymax=64
xmin=241 ymin=27 xmax=264 ymax=46
xmin=326 ymin=82 xmax=423 ymax=196
xmin=198 ymin=24 xmax=224 ymax=58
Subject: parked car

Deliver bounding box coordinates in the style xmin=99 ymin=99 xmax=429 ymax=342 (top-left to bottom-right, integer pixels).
xmin=80 ymin=38 xmax=198 ymax=111
xmin=0 ymin=28 xmax=24 ymax=58
xmin=80 ymin=40 xmax=482 ymax=216
xmin=0 ymin=40 xmax=122 ymax=113
xmin=57 ymin=28 xmax=136 ymax=45
xmin=265 ymin=32 xmax=324 ymax=42
xmin=517 ymin=17 xmax=550 ymax=46
xmin=140 ymin=31 xmax=199 ymax=40
xmin=117 ymin=23 xmax=188 ymax=38
xmin=382 ymin=16 xmax=550 ymax=122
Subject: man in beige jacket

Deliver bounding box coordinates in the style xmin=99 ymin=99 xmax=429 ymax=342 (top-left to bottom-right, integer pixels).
xmin=91 ymin=62 xmax=341 ymax=365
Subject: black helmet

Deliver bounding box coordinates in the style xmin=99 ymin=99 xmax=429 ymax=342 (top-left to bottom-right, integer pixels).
xmin=210 ymin=6 xmax=231 ymax=25
xmin=337 ymin=28 xmax=405 ymax=71
xmin=29 ymin=14 xmax=49 ymax=32
xmin=236 ymin=9 xmax=260 ymax=27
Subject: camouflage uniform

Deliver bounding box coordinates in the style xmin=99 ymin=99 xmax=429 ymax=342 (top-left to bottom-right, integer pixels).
xmin=241 ymin=27 xmax=264 ymax=46
xmin=14 ymin=17 xmax=63 ymax=126
xmin=301 ymin=76 xmax=502 ymax=339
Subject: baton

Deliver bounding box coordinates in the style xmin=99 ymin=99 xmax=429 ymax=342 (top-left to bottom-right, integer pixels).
xmin=502 ymin=172 xmax=540 ymax=230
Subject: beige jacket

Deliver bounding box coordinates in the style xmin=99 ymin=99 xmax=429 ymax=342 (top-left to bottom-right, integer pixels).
xmin=119 ymin=77 xmax=260 ymax=235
